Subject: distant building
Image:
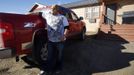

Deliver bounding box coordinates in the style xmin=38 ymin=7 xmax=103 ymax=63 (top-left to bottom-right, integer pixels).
xmin=62 ymin=0 xmax=134 ymax=41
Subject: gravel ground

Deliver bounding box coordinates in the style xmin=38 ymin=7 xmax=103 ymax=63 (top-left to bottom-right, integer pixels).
xmin=0 ymin=37 xmax=134 ymax=75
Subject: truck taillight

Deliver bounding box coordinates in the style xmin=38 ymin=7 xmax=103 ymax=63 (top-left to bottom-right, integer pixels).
xmin=0 ymin=22 xmax=14 ymax=41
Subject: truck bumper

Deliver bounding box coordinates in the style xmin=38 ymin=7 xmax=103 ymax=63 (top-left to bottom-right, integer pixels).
xmin=0 ymin=48 xmax=13 ymax=59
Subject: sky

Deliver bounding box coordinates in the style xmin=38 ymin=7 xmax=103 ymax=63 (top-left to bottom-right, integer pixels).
xmin=0 ymin=0 xmax=81 ymax=14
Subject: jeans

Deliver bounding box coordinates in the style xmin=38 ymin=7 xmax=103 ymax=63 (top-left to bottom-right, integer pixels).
xmin=42 ymin=41 xmax=64 ymax=72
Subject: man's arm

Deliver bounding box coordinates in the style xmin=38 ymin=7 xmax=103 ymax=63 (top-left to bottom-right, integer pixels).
xmin=63 ymin=16 xmax=69 ymax=38
xmin=60 ymin=16 xmax=69 ymax=41
xmin=63 ymin=15 xmax=69 ymax=35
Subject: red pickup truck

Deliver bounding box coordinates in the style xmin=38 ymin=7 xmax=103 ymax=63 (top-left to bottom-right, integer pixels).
xmin=0 ymin=6 xmax=86 ymax=63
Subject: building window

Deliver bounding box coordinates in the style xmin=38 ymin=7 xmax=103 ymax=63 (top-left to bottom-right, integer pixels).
xmin=122 ymin=11 xmax=134 ymax=24
xmin=85 ymin=6 xmax=100 ymax=20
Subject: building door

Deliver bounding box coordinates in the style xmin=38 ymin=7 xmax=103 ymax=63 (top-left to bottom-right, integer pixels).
xmin=105 ymin=4 xmax=117 ymax=25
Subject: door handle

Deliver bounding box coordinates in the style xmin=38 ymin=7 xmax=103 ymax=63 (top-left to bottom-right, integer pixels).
xmin=24 ymin=22 xmax=36 ymax=28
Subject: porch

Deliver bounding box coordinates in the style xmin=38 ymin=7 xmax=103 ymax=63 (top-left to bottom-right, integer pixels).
xmin=97 ymin=0 xmax=134 ymax=42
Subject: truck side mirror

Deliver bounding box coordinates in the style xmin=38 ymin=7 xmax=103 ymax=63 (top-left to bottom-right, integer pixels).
xmin=78 ymin=17 xmax=83 ymax=21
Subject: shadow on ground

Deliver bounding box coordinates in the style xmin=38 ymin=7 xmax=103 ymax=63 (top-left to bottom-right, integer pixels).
xmin=21 ymin=56 xmax=40 ymax=69
xmin=22 ymin=36 xmax=134 ymax=75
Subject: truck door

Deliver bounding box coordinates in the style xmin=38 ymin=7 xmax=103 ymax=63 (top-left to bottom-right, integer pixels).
xmin=70 ymin=12 xmax=82 ymax=34
xmin=63 ymin=11 xmax=82 ymax=38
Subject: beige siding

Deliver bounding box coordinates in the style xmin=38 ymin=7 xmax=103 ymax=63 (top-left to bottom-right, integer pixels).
xmin=72 ymin=6 xmax=101 ymax=35
xmin=116 ymin=0 xmax=134 ymax=24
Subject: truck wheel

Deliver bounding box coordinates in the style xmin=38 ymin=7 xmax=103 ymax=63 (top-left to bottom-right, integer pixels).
xmin=40 ymin=43 xmax=48 ymax=61
xmin=33 ymin=39 xmax=48 ymax=64
xmin=33 ymin=34 xmax=48 ymax=64
xmin=79 ymin=27 xmax=86 ymax=40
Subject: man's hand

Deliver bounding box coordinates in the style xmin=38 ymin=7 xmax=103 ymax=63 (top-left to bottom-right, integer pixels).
xmin=60 ymin=28 xmax=68 ymax=42
xmin=61 ymin=35 xmax=66 ymax=42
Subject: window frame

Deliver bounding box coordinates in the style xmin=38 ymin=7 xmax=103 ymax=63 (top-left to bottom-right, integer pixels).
xmin=85 ymin=6 xmax=100 ymax=19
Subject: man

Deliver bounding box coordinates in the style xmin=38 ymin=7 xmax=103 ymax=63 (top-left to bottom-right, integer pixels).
xmin=38 ymin=5 xmax=69 ymax=75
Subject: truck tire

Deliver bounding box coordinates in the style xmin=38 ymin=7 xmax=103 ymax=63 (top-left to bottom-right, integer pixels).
xmin=33 ymin=30 xmax=48 ymax=64
xmin=79 ymin=27 xmax=86 ymax=40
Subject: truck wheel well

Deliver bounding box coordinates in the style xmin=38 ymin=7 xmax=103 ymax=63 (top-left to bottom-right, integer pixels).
xmin=82 ymin=26 xmax=86 ymax=33
xmin=32 ymin=29 xmax=47 ymax=63
xmin=32 ymin=29 xmax=47 ymax=44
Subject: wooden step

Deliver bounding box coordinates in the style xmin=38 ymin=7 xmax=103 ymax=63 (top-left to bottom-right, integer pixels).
xmin=101 ymin=24 xmax=134 ymax=29
xmin=98 ymin=24 xmax=134 ymax=42
xmin=97 ymin=34 xmax=134 ymax=42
